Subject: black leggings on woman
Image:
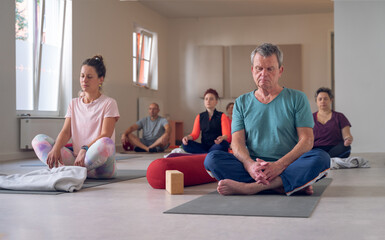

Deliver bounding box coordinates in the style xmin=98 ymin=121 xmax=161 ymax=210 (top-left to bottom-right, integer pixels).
xmin=314 ymin=142 xmax=351 ymax=158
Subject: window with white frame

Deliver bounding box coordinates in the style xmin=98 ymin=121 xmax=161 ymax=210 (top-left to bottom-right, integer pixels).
xmin=15 ymin=0 xmax=72 ymax=116
xmin=133 ymin=27 xmax=158 ymax=90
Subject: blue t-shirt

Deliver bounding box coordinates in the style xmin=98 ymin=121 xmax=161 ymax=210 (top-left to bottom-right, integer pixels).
xmin=232 ymin=88 xmax=314 ymax=161
xmin=136 ymin=116 xmax=168 ymax=142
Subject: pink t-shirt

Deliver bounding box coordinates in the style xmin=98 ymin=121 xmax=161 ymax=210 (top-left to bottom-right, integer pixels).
xmin=65 ymin=94 xmax=120 ymax=155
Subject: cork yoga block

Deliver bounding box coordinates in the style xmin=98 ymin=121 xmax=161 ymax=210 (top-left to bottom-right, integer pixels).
xmin=166 ymin=170 xmax=184 ymax=194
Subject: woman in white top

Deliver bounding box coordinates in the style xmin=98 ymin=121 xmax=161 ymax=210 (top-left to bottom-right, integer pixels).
xmin=32 ymin=55 xmax=120 ymax=179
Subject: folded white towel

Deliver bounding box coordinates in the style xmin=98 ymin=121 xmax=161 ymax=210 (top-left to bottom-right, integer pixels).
xmin=0 ymin=166 xmax=87 ymax=192
xmin=330 ymin=156 xmax=370 ymax=170
xmin=163 ymin=147 xmax=191 ymax=158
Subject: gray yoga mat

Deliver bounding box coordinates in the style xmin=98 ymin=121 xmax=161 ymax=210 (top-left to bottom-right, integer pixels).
xmin=20 ymin=155 xmax=140 ymax=167
xmin=164 ymin=178 xmax=332 ymax=218
xmin=115 ymin=155 xmax=141 ymax=160
xmin=0 ymin=169 xmax=146 ymax=195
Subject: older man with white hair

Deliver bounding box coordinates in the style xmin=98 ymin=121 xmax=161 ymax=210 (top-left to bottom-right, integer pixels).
xmin=204 ymin=43 xmax=330 ymax=196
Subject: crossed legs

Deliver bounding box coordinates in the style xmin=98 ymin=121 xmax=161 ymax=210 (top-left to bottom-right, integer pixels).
xmin=32 ymin=134 xmax=116 ymax=179
xmin=204 ymin=149 xmax=329 ymax=196
xmin=126 ymin=133 xmax=168 ymax=152
xmin=182 ymin=140 xmax=230 ymax=154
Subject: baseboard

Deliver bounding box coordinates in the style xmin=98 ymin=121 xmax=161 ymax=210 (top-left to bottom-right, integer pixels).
xmin=0 ymin=151 xmax=36 ymax=162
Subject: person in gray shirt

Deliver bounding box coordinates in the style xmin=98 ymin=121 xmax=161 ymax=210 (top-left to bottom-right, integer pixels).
xmin=121 ymin=103 xmax=170 ymax=152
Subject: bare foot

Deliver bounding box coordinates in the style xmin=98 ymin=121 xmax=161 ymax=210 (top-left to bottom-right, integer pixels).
xmin=300 ymin=185 xmax=314 ymax=195
xmin=217 ymin=179 xmax=262 ymax=195
xmin=272 ymin=187 xmax=286 ymax=194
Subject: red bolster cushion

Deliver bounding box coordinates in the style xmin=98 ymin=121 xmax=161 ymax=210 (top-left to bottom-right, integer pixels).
xmin=146 ymin=154 xmax=217 ymax=189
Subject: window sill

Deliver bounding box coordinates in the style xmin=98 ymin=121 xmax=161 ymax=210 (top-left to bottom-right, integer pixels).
xmin=132 ymin=82 xmax=157 ymax=91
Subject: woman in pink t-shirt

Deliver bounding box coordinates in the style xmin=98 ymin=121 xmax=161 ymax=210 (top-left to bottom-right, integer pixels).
xmin=32 ymin=55 xmax=120 ymax=179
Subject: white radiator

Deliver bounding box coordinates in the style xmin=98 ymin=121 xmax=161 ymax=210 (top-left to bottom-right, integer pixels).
xmin=19 ymin=117 xmax=65 ymax=150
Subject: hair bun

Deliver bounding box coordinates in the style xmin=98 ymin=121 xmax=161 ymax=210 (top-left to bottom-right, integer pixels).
xmin=93 ymin=55 xmax=103 ymax=62
xmin=82 ymin=55 xmax=107 ymax=78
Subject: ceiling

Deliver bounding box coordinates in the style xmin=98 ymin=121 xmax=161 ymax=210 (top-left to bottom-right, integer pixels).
xmin=122 ymin=0 xmax=334 ymax=18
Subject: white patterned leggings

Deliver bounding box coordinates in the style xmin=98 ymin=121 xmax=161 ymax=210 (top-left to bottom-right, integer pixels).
xmin=32 ymin=134 xmax=116 ymax=179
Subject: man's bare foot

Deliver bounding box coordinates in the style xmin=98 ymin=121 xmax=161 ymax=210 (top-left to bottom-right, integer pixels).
xmin=217 ymin=179 xmax=262 ymax=195
xmin=300 ymin=185 xmax=314 ymax=195
xmin=272 ymin=187 xmax=286 ymax=194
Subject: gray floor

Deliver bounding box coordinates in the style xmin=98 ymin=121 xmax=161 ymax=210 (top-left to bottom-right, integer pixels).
xmin=0 ymin=152 xmax=384 ymax=240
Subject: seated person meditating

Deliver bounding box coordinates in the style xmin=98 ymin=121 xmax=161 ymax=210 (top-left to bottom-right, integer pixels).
xmin=32 ymin=55 xmax=120 ymax=179
xmin=121 ymin=103 xmax=170 ymax=153
xmin=204 ymin=43 xmax=330 ymax=196
xmin=313 ymin=87 xmax=353 ymax=158
xmin=182 ymin=88 xmax=231 ymax=154
xmin=225 ymin=102 xmax=234 ymax=127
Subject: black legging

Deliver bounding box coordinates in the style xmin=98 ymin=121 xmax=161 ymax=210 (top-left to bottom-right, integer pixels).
xmin=314 ymin=142 xmax=351 ymax=158
xmin=183 ymin=140 xmax=230 ymax=154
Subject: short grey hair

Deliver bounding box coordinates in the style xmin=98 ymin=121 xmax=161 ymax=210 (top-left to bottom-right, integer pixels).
xmin=315 ymin=87 xmax=334 ymax=100
xmin=250 ymin=43 xmax=283 ymax=68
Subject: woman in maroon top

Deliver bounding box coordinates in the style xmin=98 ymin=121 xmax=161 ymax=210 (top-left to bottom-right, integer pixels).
xmin=313 ymin=87 xmax=353 ymax=158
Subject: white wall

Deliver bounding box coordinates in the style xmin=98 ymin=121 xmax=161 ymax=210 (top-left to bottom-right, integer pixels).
xmin=166 ymin=13 xmax=334 ymax=136
xmin=334 ymin=1 xmax=385 ymax=153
